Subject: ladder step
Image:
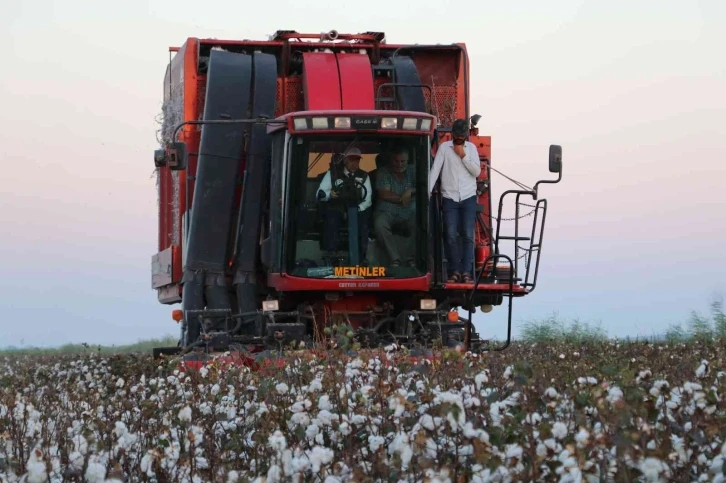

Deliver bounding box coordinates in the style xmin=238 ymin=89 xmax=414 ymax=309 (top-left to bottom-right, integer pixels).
xmin=499 ymin=236 xmax=530 ymax=241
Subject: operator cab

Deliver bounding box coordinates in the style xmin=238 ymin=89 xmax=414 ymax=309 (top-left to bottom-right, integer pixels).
xmin=265 ymin=111 xmax=433 ymax=281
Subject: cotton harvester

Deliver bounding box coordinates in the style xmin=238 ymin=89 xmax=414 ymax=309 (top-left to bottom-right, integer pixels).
xmin=150 ymin=30 xmax=563 ymax=363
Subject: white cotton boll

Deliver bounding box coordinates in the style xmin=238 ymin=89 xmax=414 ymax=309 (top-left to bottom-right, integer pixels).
xmin=309 ymin=446 xmax=335 ymax=472
xmin=84 ymin=456 xmax=106 ymax=483
xmin=506 ymin=444 xmax=523 ymax=460
xmin=116 ymin=378 xmax=124 ymax=388
xmin=211 ymin=384 xmax=221 ymax=396
xmin=474 ymin=371 xmax=489 ymax=390
xmin=350 ymin=414 xmax=367 ymax=425
xmin=368 ymin=435 xmax=385 ymax=453
xmin=696 ymin=360 xmax=709 ymax=378
xmin=525 ymin=412 xmax=542 ymax=425
xmin=317 ymin=409 xmax=337 ymax=426
xmin=419 ymin=414 xmax=435 ymax=431
xmin=290 ymin=411 xmax=311 ymax=428
xmin=268 ymin=430 xmax=287 ymax=452
xmin=503 ymin=366 xmax=513 ymax=380
xmin=575 ymin=428 xmax=589 ymax=447
xmin=577 ymin=376 xmax=598 ymax=386
xmin=68 ymin=451 xmax=84 ymax=472
xmin=606 ymin=386 xmax=624 ymax=404
xmin=227 ymin=470 xmax=240 ymax=483
xmin=305 ymin=423 xmax=320 ymax=440
xmin=552 ymin=422 xmax=568 ymax=440
xmin=25 ymin=449 xmax=47 ymax=483
xmin=266 ymin=464 xmax=282 ymax=483
xmin=178 ymin=406 xmax=192 ymax=422
xmin=307 ymin=378 xmax=323 ymax=392
xmin=140 ymin=451 xmax=156 ymax=476
xmin=275 ymin=382 xmax=289 ymax=394
xmin=319 ymin=395 xmax=333 ymax=411
xmin=638 ymin=457 xmax=669 ymax=481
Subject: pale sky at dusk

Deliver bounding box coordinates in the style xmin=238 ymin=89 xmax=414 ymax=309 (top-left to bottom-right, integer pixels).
xmin=1 ymin=0 xmax=724 ymax=348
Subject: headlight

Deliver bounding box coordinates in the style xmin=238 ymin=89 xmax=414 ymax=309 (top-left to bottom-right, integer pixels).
xmin=380 ymin=117 xmax=397 ymax=129
xmin=293 ymin=118 xmax=308 ymax=130
xmin=420 ymin=118 xmax=432 ymax=131
xmin=311 ymin=117 xmax=329 ymax=129
xmin=420 ymin=299 xmax=436 ymax=310
xmin=402 ymin=118 xmax=418 ymax=130
xmin=262 ymin=299 xmax=279 ymax=311
xmin=334 ymin=117 xmax=351 ymax=128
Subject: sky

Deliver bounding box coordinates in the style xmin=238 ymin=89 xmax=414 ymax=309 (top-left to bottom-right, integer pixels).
xmin=1 ymin=0 xmax=724 ymax=348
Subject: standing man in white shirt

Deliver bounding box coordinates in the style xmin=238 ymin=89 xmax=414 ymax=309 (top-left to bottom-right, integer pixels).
xmin=428 ymin=119 xmax=482 ymax=283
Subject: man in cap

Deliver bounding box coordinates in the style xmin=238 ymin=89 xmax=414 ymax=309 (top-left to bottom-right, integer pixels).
xmin=428 ymin=119 xmax=481 ymax=283
xmin=317 ymin=147 xmax=373 ymax=263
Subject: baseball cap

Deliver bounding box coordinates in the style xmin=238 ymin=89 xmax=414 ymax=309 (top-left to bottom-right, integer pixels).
xmin=452 ymin=119 xmax=469 ymax=137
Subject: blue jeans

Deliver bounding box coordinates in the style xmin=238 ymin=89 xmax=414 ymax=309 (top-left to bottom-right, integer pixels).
xmin=442 ymin=195 xmax=477 ymax=279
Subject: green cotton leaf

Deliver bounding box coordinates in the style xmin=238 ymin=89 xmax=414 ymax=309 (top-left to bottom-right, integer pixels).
xmin=514 ymin=361 xmax=533 ymax=379
xmin=601 ymin=365 xmax=620 ymax=378
xmin=575 ymin=391 xmax=590 ymax=408
xmin=625 ymin=388 xmax=644 ymax=404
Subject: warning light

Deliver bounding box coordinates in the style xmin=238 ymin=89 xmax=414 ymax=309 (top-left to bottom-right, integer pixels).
xmin=447 ymin=310 xmax=459 ymax=323
xmin=172 ymin=309 xmax=183 ymax=322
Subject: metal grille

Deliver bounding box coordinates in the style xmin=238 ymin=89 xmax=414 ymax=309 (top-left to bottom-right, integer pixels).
xmin=425 ymin=86 xmax=458 ymax=127
xmin=196 ymin=75 xmax=207 ymax=121
xmin=274 ymin=78 xmax=284 ymax=117
xmin=283 ymin=77 xmax=304 ymax=114
xmin=373 ymin=77 xmax=458 ymax=127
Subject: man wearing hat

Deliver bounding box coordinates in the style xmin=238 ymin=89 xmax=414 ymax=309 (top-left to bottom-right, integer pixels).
xmin=428 ymin=119 xmax=482 ymax=283
xmin=317 ymin=147 xmax=373 ymax=263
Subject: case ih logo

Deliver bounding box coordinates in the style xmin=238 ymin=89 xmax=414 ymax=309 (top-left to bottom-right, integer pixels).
xmin=351 ymin=117 xmax=378 ymax=128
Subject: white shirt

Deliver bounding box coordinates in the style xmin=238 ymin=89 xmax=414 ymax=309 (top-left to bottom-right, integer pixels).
xmin=317 ymin=168 xmax=373 ymax=212
xmin=428 ymin=140 xmax=481 ymax=202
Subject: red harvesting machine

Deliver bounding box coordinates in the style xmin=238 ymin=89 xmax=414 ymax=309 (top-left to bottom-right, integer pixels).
xmin=151 ymin=29 xmax=563 ymax=362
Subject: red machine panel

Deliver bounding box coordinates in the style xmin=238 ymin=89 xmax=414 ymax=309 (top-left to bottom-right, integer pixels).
xmin=336 ymin=53 xmax=375 ymax=110
xmin=302 ymin=52 xmax=342 ymax=110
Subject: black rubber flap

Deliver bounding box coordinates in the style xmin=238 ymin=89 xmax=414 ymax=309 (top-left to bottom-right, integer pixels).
xmin=234 ymin=53 xmax=278 ymax=314
xmin=392 ymin=56 xmax=427 ymax=113
xmin=184 ymin=49 xmax=252 ymax=273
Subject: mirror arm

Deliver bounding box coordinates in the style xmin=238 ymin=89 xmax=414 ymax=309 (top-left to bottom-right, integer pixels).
xmin=533 ymin=169 xmax=562 ymax=199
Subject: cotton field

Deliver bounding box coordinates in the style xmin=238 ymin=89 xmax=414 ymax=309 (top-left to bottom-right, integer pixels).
xmin=2 ymin=340 xmax=726 ymax=482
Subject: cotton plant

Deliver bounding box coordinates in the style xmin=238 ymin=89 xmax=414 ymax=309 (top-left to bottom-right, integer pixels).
xmin=2 ymin=341 xmax=726 ymax=481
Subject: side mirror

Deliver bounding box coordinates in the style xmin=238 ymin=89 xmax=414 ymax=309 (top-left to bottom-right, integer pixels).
xmin=154 ymin=149 xmax=166 ymax=168
xmin=153 ymin=143 xmax=187 ymax=170
xmin=548 ymin=145 xmax=562 ymax=173
xmin=167 ymin=142 xmax=187 ymax=171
